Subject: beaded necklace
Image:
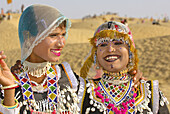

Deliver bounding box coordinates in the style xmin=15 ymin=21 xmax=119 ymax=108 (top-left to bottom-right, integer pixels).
xmin=19 ymin=66 xmax=59 ymax=112
xmin=23 ymin=61 xmax=51 ymax=78
xmin=102 ymin=69 xmax=131 ymax=84
xmin=93 ymin=71 xmax=137 ymax=113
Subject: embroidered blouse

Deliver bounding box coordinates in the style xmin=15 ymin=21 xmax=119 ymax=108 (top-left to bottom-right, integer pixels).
xmin=0 ymin=62 xmax=169 ymax=114
xmin=0 ymin=62 xmax=80 ymax=114
xmin=79 ymin=78 xmax=169 ymax=114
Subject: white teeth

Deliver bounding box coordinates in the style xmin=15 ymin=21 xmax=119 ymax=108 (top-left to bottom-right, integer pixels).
xmin=55 ymin=51 xmax=60 ymax=53
xmin=51 ymin=50 xmax=60 ymax=53
xmin=106 ymin=56 xmax=118 ymax=60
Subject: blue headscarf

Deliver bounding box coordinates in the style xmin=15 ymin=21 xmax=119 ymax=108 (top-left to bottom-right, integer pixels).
xmin=18 ymin=4 xmax=71 ymax=63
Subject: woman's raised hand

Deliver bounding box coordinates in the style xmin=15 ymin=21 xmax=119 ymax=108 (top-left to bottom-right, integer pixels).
xmin=0 ymin=51 xmax=15 ymax=86
xmin=130 ymin=69 xmax=146 ymax=88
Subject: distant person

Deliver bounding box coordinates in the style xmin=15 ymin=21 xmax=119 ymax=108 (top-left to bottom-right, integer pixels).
xmin=7 ymin=12 xmax=11 ymax=20
xmin=0 ymin=8 xmax=6 ymax=20
xmin=152 ymin=19 xmax=160 ymax=25
xmin=21 ymin=4 xmax=24 ymax=13
xmin=150 ymin=17 xmax=153 ymax=22
xmin=163 ymin=17 xmax=169 ymax=23
xmin=141 ymin=19 xmax=145 ymax=23
xmin=1 ymin=8 xmax=4 ymax=16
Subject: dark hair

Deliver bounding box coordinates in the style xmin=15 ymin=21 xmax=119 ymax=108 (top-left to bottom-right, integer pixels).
xmin=59 ymin=20 xmax=66 ymax=28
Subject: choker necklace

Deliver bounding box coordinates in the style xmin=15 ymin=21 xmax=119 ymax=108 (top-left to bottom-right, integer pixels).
xmin=102 ymin=69 xmax=131 ymax=84
xmin=23 ymin=61 xmax=51 ymax=78
xmin=103 ymin=69 xmax=128 ymax=76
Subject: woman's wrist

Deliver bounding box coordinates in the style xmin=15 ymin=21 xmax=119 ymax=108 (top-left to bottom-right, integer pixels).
xmin=4 ymin=89 xmax=15 ymax=106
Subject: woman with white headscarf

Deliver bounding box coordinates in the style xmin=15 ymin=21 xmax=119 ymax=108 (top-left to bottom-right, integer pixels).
xmin=0 ymin=4 xmax=80 ymax=113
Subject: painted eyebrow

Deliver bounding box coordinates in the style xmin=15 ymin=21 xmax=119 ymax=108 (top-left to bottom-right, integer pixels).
xmin=48 ymin=34 xmax=57 ymax=37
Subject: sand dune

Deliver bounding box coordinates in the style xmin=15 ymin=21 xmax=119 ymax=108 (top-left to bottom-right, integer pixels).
xmin=0 ymin=14 xmax=169 ymax=110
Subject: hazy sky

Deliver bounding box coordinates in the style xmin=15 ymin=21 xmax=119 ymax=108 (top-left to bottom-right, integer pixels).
xmin=0 ymin=0 xmax=169 ymax=19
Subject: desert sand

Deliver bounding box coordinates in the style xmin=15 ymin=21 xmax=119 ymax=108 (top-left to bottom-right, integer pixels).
xmin=0 ymin=14 xmax=170 ymax=110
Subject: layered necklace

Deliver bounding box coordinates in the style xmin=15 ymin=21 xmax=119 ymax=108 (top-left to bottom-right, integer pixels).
xmin=23 ymin=61 xmax=51 ymax=78
xmin=19 ymin=61 xmax=59 ymax=112
xmin=19 ymin=61 xmax=80 ymax=113
xmin=92 ymin=69 xmax=136 ymax=113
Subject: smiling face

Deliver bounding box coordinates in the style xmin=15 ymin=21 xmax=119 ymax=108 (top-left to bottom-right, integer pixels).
xmin=97 ymin=40 xmax=129 ymax=73
xmin=26 ymin=27 xmax=66 ymax=63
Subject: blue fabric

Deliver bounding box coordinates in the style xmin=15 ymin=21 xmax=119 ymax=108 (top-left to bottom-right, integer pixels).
xmin=18 ymin=4 xmax=71 ymax=62
xmin=19 ymin=6 xmax=38 ymax=48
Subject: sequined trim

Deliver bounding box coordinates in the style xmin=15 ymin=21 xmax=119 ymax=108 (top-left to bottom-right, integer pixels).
xmin=61 ymin=62 xmax=78 ymax=90
xmin=152 ymin=80 xmax=159 ymax=114
xmin=135 ymin=82 xmax=146 ymax=106
xmin=136 ymin=80 xmax=152 ymax=113
xmin=80 ymin=79 xmax=87 ymax=114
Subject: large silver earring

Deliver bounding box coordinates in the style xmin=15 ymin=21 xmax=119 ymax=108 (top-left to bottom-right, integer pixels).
xmin=96 ymin=66 xmax=100 ymax=69
xmin=94 ymin=52 xmax=100 ymax=70
xmin=94 ymin=52 xmax=97 ymax=65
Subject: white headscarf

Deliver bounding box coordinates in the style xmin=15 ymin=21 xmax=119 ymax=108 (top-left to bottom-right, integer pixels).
xmin=18 ymin=4 xmax=71 ymax=63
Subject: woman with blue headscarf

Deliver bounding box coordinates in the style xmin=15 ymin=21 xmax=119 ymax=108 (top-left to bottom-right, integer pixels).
xmin=0 ymin=4 xmax=81 ymax=113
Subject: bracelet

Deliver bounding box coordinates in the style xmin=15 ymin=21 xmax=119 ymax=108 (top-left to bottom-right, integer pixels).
xmin=3 ymin=85 xmax=19 ymax=90
xmin=1 ymin=84 xmax=18 ymax=90
xmin=1 ymin=99 xmax=19 ymax=109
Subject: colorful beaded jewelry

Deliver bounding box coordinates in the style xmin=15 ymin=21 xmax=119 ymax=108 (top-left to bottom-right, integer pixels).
xmin=47 ymin=67 xmax=59 ymax=105
xmin=93 ymin=79 xmax=136 ymax=113
xmin=102 ymin=69 xmax=131 ymax=85
xmin=1 ymin=84 xmax=19 ymax=90
xmin=18 ymin=66 xmax=59 ymax=112
xmin=19 ymin=73 xmax=34 ymax=101
xmin=1 ymin=99 xmax=19 ymax=109
xmin=85 ymin=69 xmax=138 ymax=114
xmin=103 ymin=69 xmax=128 ymax=77
xmin=23 ymin=61 xmax=51 ymax=78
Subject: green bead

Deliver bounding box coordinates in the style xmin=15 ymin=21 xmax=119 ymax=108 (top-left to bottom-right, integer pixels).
xmin=110 ymin=86 xmax=113 ymax=89
xmin=49 ymin=68 xmax=53 ymax=72
xmin=23 ymin=84 xmax=30 ymax=90
xmin=49 ymin=86 xmax=56 ymax=92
